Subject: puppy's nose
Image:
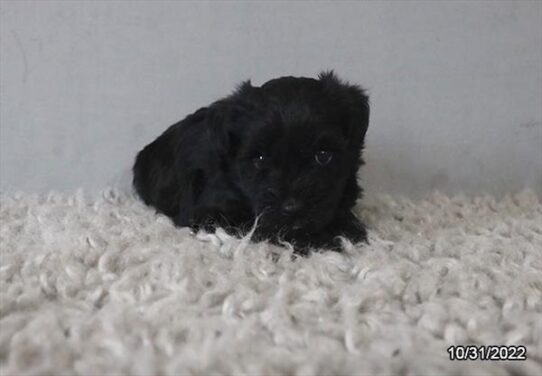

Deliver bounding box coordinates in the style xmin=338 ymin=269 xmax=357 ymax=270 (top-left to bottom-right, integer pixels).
xmin=281 ymin=199 xmax=302 ymax=215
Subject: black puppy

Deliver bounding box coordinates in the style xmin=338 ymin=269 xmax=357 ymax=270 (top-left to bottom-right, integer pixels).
xmin=133 ymin=71 xmax=370 ymax=253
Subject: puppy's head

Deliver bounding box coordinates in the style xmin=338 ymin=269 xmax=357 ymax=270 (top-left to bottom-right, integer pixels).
xmin=215 ymin=72 xmax=369 ymax=236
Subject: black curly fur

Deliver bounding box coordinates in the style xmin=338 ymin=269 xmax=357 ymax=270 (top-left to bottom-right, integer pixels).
xmin=133 ymin=71 xmax=370 ymax=253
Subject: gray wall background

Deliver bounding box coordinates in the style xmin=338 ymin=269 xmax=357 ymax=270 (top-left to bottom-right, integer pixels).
xmin=1 ymin=1 xmax=541 ymax=197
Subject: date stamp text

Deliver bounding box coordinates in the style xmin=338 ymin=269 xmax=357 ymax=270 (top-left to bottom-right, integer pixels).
xmin=447 ymin=345 xmax=527 ymax=361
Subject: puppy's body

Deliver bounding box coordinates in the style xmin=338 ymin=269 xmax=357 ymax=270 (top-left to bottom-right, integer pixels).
xmin=134 ymin=72 xmax=370 ymax=253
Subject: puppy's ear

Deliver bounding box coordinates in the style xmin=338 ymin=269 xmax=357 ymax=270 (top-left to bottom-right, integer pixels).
xmin=206 ymin=104 xmax=242 ymax=158
xmin=207 ymin=81 xmax=257 ymax=157
xmin=133 ymin=123 xmax=182 ymax=217
xmin=133 ymin=108 xmax=208 ymax=218
xmin=319 ymin=71 xmax=370 ymax=148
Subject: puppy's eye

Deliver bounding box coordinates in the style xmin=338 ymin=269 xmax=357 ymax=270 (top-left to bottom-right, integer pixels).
xmin=315 ymin=150 xmax=333 ymax=166
xmin=252 ymin=155 xmax=267 ymax=169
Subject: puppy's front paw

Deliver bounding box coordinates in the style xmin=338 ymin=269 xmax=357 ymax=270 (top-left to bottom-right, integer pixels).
xmin=186 ymin=206 xmax=254 ymax=236
xmin=336 ymin=212 xmax=368 ymax=244
xmin=298 ymin=212 xmax=367 ymax=253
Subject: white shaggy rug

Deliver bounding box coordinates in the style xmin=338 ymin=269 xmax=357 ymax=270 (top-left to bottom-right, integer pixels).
xmin=1 ymin=189 xmax=541 ymax=376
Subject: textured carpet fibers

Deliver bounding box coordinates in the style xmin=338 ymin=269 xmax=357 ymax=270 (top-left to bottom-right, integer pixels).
xmin=0 ymin=189 xmax=541 ymax=376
